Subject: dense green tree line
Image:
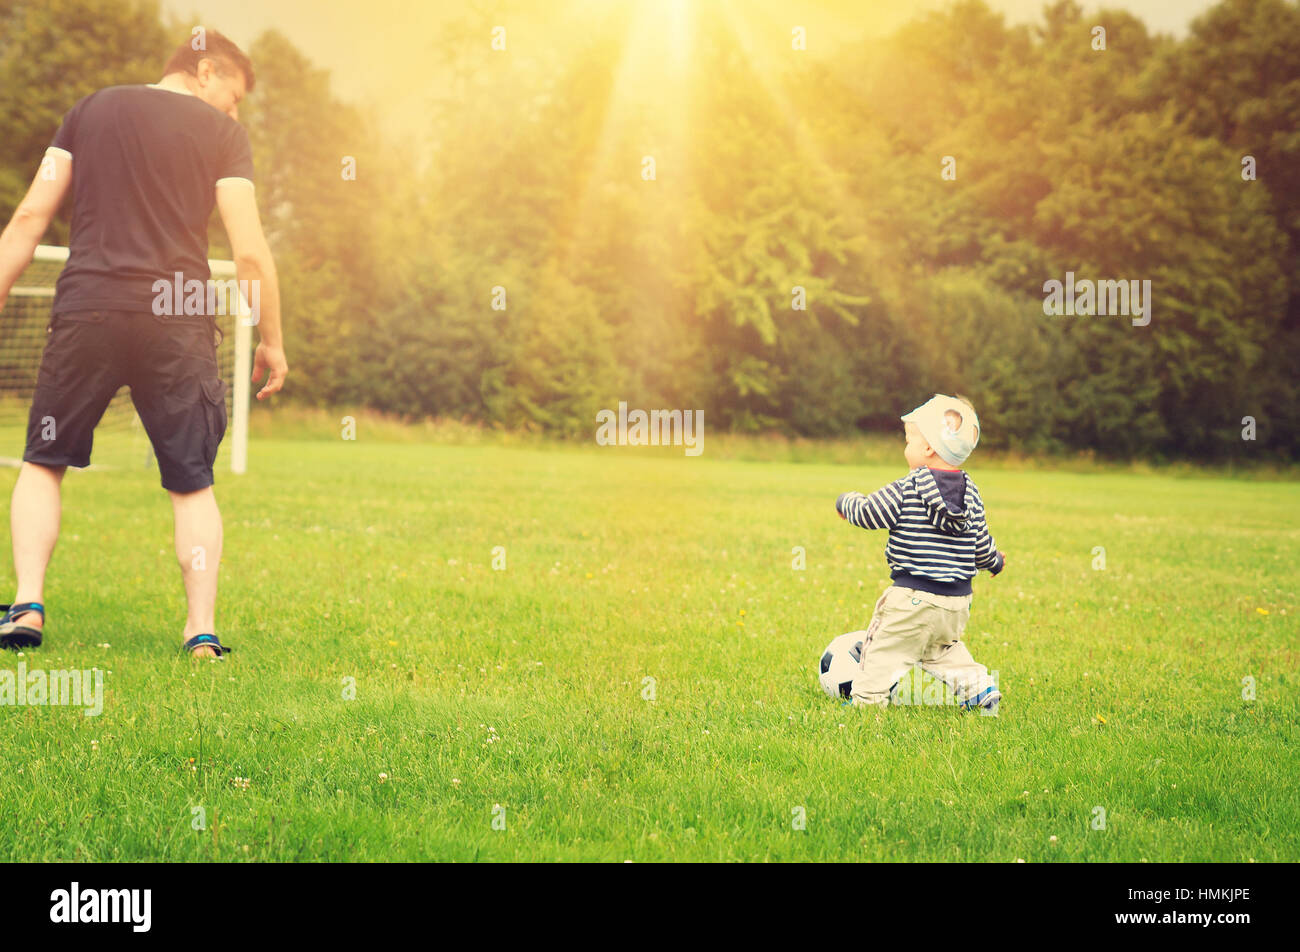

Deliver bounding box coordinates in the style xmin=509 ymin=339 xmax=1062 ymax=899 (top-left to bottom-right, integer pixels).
xmin=1 ymin=0 xmax=1296 ymax=459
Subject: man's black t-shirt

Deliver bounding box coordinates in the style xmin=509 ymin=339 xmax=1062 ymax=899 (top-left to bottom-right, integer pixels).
xmin=47 ymin=84 xmax=255 ymax=315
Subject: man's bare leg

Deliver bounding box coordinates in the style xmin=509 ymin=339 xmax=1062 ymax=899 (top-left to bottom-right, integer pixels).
xmin=170 ymin=486 xmax=223 ymax=659
xmin=10 ymin=461 xmax=65 ymax=630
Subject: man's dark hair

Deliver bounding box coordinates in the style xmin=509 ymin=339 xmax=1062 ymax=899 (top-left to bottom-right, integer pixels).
xmin=163 ymin=29 xmax=255 ymax=92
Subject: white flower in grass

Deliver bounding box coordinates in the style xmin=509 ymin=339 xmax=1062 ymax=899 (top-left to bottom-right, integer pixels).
xmin=378 ymin=772 xmax=389 ymax=783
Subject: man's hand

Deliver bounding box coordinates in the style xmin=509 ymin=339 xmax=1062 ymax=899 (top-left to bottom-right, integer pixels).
xmin=252 ymin=343 xmax=288 ymax=400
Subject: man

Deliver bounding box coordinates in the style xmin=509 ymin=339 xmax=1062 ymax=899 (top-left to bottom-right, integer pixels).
xmin=0 ymin=30 xmax=287 ymax=659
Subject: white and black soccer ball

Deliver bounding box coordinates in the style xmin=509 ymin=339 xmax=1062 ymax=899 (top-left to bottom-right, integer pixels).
xmin=818 ymin=631 xmax=867 ymax=699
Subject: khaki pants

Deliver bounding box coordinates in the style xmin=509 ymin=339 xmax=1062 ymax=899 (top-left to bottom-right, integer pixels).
xmin=850 ymin=585 xmax=996 ymax=708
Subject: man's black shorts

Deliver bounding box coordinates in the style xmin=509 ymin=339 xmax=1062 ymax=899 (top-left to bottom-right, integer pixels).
xmin=23 ymin=310 xmax=228 ymax=493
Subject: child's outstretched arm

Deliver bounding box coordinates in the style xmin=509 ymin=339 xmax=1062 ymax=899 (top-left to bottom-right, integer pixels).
xmin=836 ymin=480 xmax=904 ymax=530
xmin=974 ymin=515 xmax=1006 ymax=575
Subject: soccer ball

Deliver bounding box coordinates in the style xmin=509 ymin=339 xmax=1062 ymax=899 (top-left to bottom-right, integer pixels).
xmin=818 ymin=631 xmax=867 ymax=699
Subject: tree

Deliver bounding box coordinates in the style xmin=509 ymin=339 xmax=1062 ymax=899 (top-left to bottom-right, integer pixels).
xmin=0 ymin=0 xmax=170 ymax=230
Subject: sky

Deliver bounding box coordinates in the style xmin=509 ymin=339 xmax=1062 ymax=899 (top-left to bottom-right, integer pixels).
xmin=160 ymin=0 xmax=1222 ymax=139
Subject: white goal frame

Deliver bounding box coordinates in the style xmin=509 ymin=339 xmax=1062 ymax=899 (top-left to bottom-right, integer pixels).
xmin=15 ymin=244 xmax=252 ymax=474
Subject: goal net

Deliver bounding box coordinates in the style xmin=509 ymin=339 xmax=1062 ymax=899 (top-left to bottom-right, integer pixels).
xmin=0 ymin=245 xmax=251 ymax=474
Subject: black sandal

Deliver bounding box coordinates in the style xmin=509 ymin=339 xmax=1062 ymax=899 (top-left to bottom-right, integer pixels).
xmin=182 ymin=633 xmax=233 ymax=658
xmin=0 ymin=602 xmax=44 ymax=650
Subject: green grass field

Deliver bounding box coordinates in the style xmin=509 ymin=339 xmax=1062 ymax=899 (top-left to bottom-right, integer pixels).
xmin=0 ymin=426 xmax=1296 ymax=862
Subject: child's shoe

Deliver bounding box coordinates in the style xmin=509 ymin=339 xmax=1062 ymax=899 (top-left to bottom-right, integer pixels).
xmin=961 ymin=686 xmax=1001 ymax=716
xmin=843 ymin=681 xmax=902 ymax=708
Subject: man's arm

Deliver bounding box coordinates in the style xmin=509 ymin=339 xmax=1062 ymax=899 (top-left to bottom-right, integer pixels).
xmin=836 ymin=480 xmax=905 ymax=531
xmin=0 ymin=151 xmax=73 ymax=309
xmin=216 ymin=181 xmax=287 ymax=399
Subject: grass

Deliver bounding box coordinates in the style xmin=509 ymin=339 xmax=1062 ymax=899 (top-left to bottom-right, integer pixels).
xmin=249 ymin=406 xmax=1300 ymax=479
xmin=0 ymin=424 xmax=1296 ymax=861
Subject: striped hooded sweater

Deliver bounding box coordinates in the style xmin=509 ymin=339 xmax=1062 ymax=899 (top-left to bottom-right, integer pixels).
xmin=836 ymin=467 xmax=1004 ymax=597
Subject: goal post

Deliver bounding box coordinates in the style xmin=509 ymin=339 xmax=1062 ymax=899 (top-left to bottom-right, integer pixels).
xmin=0 ymin=244 xmax=252 ymax=473
xmin=231 ymin=297 xmax=251 ymax=475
